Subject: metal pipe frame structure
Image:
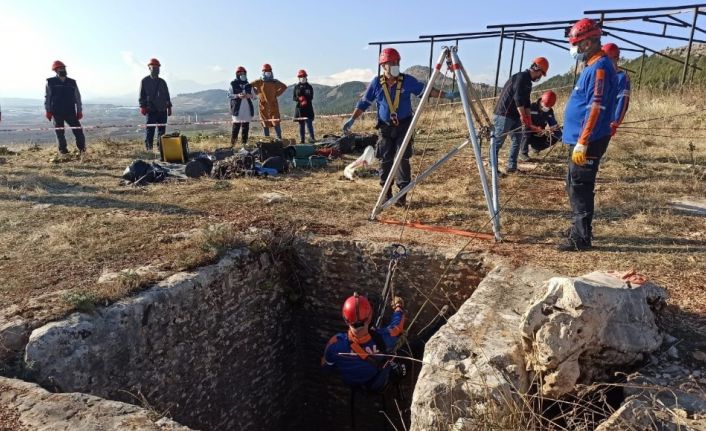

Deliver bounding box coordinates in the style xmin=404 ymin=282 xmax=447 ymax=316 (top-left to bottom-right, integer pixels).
xmin=584 ymin=3 xmax=705 ymax=84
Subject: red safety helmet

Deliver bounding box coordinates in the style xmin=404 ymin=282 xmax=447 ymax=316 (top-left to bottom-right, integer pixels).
xmin=568 ymin=18 xmax=602 ymax=45
xmin=379 ymin=47 xmax=401 ymax=65
xmin=532 ymin=56 xmax=549 ymax=76
xmin=236 ymin=66 xmax=247 ymax=74
xmin=297 ymin=69 xmax=308 ymax=78
xmin=51 ymin=60 xmax=66 ymax=71
xmin=541 ymin=90 xmax=557 ymax=108
xmin=342 ymin=293 xmax=372 ymax=326
xmin=262 ymin=63 xmax=273 ymax=72
xmin=148 ymin=58 xmax=161 ymax=67
xmin=602 ymin=43 xmax=620 ymax=60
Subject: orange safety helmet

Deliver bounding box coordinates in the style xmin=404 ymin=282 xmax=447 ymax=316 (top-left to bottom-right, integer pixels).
xmin=379 ymin=47 xmax=401 ymax=65
xmin=297 ymin=69 xmax=308 ymax=78
xmin=148 ymin=58 xmax=161 ymax=67
xmin=51 ymin=60 xmax=66 ymax=71
xmin=342 ymin=292 xmax=372 ymax=326
xmin=568 ymin=18 xmax=602 ymax=45
xmin=262 ymin=63 xmax=273 ymax=72
xmin=531 ymin=57 xmax=549 ymax=76
xmin=602 ymin=43 xmax=620 ymax=60
xmin=541 ymin=90 xmax=557 ymax=108
xmin=236 ymin=66 xmax=247 ymax=74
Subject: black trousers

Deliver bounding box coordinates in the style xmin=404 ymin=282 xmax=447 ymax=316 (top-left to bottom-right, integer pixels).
xmin=53 ymin=114 xmax=85 ymax=152
xmin=231 ymin=122 xmax=250 ymax=145
xmin=376 ymin=117 xmax=413 ymax=189
xmin=566 ymin=136 xmax=610 ymax=242
xmin=145 ymin=110 xmax=167 ymax=150
xmin=521 ymin=132 xmax=561 ymax=155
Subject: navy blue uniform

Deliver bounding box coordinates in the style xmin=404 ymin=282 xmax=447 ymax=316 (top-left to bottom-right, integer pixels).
xmin=45 ymin=77 xmax=85 ymax=153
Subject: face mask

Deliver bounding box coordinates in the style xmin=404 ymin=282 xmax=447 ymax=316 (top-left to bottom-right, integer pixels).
xmin=299 ymin=77 xmax=307 ymax=84
xmin=570 ymin=45 xmax=585 ymax=61
xmin=57 ymin=70 xmax=67 ymax=78
xmin=531 ymin=74 xmax=541 ymax=82
xmin=150 ymin=67 xmax=160 ymax=77
xmin=239 ymin=75 xmax=248 ymax=82
xmin=263 ymin=71 xmax=273 ymax=79
xmin=388 ymin=65 xmax=400 ymax=77
xmin=541 ymin=106 xmax=551 ymax=112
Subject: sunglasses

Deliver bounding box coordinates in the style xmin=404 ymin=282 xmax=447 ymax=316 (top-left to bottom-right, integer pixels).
xmin=350 ymin=321 xmax=366 ymax=329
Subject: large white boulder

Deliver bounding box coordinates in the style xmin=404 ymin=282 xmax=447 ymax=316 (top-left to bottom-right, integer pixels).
xmin=521 ymin=271 xmax=667 ymax=398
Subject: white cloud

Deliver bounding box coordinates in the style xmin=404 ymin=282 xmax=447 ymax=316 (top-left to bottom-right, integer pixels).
xmin=210 ymin=65 xmax=224 ymax=73
xmin=311 ymin=68 xmax=375 ymax=86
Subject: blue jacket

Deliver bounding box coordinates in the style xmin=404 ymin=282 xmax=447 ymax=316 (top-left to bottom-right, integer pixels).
xmin=563 ymin=52 xmax=618 ymax=145
xmin=613 ymin=70 xmax=631 ymax=125
xmin=356 ymin=74 xmax=425 ymax=123
xmin=322 ymin=310 xmax=405 ymax=391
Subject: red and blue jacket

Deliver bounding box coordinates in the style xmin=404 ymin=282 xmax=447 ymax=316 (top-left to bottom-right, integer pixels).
xmin=322 ymin=309 xmax=406 ymax=392
xmin=356 ymin=74 xmax=425 ymax=123
xmin=613 ymin=70 xmax=631 ymax=126
xmin=563 ymin=52 xmax=618 ymax=145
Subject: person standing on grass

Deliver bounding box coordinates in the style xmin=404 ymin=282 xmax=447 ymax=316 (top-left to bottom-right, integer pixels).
xmin=492 ymin=57 xmax=549 ymax=174
xmin=342 ymin=48 xmax=456 ymax=207
xmin=558 ymin=18 xmax=618 ymax=252
xmin=602 ymin=43 xmax=631 ymax=137
xmin=44 ymin=60 xmax=86 ymax=155
xmin=519 ymin=90 xmax=562 ymax=161
xmin=250 ymin=63 xmax=287 ymax=139
xmin=139 ymin=58 xmax=172 ymax=151
xmin=228 ymin=66 xmax=256 ymax=148
xmin=293 ymin=69 xmax=315 ymax=143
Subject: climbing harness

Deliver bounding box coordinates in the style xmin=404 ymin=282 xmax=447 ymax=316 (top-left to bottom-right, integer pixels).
xmin=380 ymin=75 xmax=404 ymax=126
xmin=375 ymin=244 xmax=407 ymax=329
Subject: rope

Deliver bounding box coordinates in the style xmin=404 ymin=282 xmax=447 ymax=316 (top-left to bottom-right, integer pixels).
xmin=394 ymin=68 xmax=452 ymax=242
xmin=620 ymin=109 xmax=702 ymax=125
xmin=405 ymin=140 xmax=564 ymax=334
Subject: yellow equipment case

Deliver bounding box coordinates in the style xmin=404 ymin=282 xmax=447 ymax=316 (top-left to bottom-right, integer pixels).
xmin=159 ymin=133 xmax=190 ymax=163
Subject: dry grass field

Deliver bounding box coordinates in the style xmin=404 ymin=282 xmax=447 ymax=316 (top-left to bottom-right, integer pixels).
xmin=0 ymin=87 xmax=704 ymax=331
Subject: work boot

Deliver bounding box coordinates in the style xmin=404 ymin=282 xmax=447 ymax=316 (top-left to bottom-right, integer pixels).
xmin=505 ymin=166 xmax=517 ymax=174
xmin=58 ymin=149 xmax=69 ymax=155
xmin=519 ymin=153 xmax=530 ymax=162
xmin=308 ymin=138 xmax=316 ymax=144
xmin=395 ymin=194 xmax=407 ymax=208
xmin=556 ymin=236 xmax=592 ymax=252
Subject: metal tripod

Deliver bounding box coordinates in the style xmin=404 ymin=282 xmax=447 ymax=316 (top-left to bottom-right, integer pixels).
xmin=369 ymin=46 xmax=502 ymax=242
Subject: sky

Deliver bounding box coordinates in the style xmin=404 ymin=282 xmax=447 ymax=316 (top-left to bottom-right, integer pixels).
xmin=0 ymin=0 xmax=699 ymax=101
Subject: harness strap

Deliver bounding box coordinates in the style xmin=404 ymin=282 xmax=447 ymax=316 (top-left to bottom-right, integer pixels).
xmin=380 ymin=74 xmax=404 ymax=123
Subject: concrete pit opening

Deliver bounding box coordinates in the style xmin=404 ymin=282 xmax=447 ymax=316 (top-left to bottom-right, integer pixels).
xmin=20 ymin=237 xmax=488 ymax=431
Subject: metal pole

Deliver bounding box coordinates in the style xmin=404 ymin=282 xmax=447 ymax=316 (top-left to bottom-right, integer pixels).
xmin=493 ymin=27 xmax=505 ymax=97
xmin=573 ymin=59 xmax=579 ymax=85
xmin=452 ymin=39 xmax=459 ymax=93
xmin=518 ymin=40 xmax=526 ymax=73
xmin=450 ymin=48 xmax=501 ymax=241
xmin=377 ymin=44 xmax=382 ymax=77
xmin=638 ymin=49 xmax=646 ymax=90
xmin=370 ymin=47 xmax=450 ymax=220
xmin=428 ymin=37 xmax=435 ymax=80
xmin=382 ymin=141 xmax=471 ymax=211
xmin=599 ymin=13 xmax=605 ymax=26
xmin=682 ymin=7 xmax=699 ymax=85
xmin=508 ymin=32 xmax=518 ymax=80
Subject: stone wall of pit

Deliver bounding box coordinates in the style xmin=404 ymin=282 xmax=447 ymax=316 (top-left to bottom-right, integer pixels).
xmin=24 ymin=249 xmax=295 ymax=431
